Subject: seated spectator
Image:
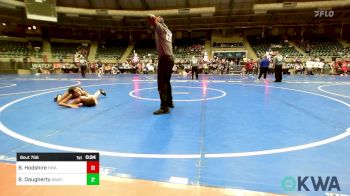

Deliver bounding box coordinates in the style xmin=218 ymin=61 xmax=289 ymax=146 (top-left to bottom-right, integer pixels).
xmin=245 ymin=59 xmax=253 ymax=74
xmin=341 ymin=60 xmax=348 ymax=76
xmin=240 ymin=66 xmax=247 ymax=76
xmin=104 ymin=64 xmax=112 ymax=74
xmin=90 ymin=63 xmax=96 ymax=73
xmin=295 ymin=62 xmax=304 ymax=75
xmin=146 ymin=62 xmax=155 ymax=73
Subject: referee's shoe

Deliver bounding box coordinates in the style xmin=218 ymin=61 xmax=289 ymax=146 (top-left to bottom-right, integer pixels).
xmin=168 ymin=102 xmax=174 ymax=108
xmin=153 ymin=107 xmax=170 ymax=115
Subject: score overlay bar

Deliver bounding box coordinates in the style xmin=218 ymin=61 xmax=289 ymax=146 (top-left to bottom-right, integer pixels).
xmin=16 ymin=153 xmax=99 ymax=185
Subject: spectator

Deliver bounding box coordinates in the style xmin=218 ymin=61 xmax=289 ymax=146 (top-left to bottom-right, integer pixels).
xmin=257 ymin=56 xmax=270 ymax=80
xmin=341 ymin=60 xmax=348 ymax=76
xmin=245 ymin=59 xmax=253 ymax=74
xmin=305 ymin=59 xmax=314 ymax=75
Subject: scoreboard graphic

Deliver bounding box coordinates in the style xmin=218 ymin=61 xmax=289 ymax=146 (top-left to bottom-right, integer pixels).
xmin=16 ymin=153 xmax=99 ymax=185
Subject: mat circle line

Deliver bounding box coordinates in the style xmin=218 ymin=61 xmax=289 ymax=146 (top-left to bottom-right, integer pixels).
xmin=129 ymin=86 xmax=227 ymax=102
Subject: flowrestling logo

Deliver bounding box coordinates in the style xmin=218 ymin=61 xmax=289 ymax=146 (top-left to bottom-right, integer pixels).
xmin=314 ymin=10 xmax=335 ymax=18
xmin=281 ymin=176 xmax=341 ymax=192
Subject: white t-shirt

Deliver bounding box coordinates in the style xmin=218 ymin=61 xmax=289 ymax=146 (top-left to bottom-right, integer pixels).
xmin=306 ymin=61 xmax=313 ymax=69
xmin=74 ymin=53 xmax=80 ymax=63
xmin=318 ymin=62 xmax=324 ymax=69
xmin=145 ymin=63 xmax=154 ymax=72
xmin=79 ymin=56 xmax=86 ymax=64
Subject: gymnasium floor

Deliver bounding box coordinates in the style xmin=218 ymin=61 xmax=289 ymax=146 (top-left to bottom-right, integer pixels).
xmin=0 ymin=73 xmax=349 ymax=195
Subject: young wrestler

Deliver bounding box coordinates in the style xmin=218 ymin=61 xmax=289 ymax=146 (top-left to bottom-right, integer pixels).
xmin=54 ymin=86 xmax=106 ymax=108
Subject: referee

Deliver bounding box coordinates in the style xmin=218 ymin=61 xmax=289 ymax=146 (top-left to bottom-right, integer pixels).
xmin=273 ymin=51 xmax=284 ymax=82
xmin=148 ymin=14 xmax=174 ymax=115
xmin=79 ymin=54 xmax=87 ymax=78
xmin=191 ymin=56 xmax=199 ymax=80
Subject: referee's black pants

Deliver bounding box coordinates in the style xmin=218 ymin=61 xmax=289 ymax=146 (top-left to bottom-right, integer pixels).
xmin=274 ymin=64 xmax=283 ymax=82
xmin=157 ymin=55 xmax=174 ymax=109
xmin=192 ymin=66 xmax=198 ymax=80
xmin=81 ymin=65 xmax=87 ymax=78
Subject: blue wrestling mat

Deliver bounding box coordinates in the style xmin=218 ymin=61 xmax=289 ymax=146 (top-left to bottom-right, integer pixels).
xmin=0 ymin=73 xmax=349 ymax=195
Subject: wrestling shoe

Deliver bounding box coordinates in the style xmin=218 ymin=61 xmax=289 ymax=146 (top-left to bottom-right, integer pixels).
xmin=99 ymin=89 xmax=107 ymax=96
xmin=54 ymin=94 xmax=61 ymax=102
